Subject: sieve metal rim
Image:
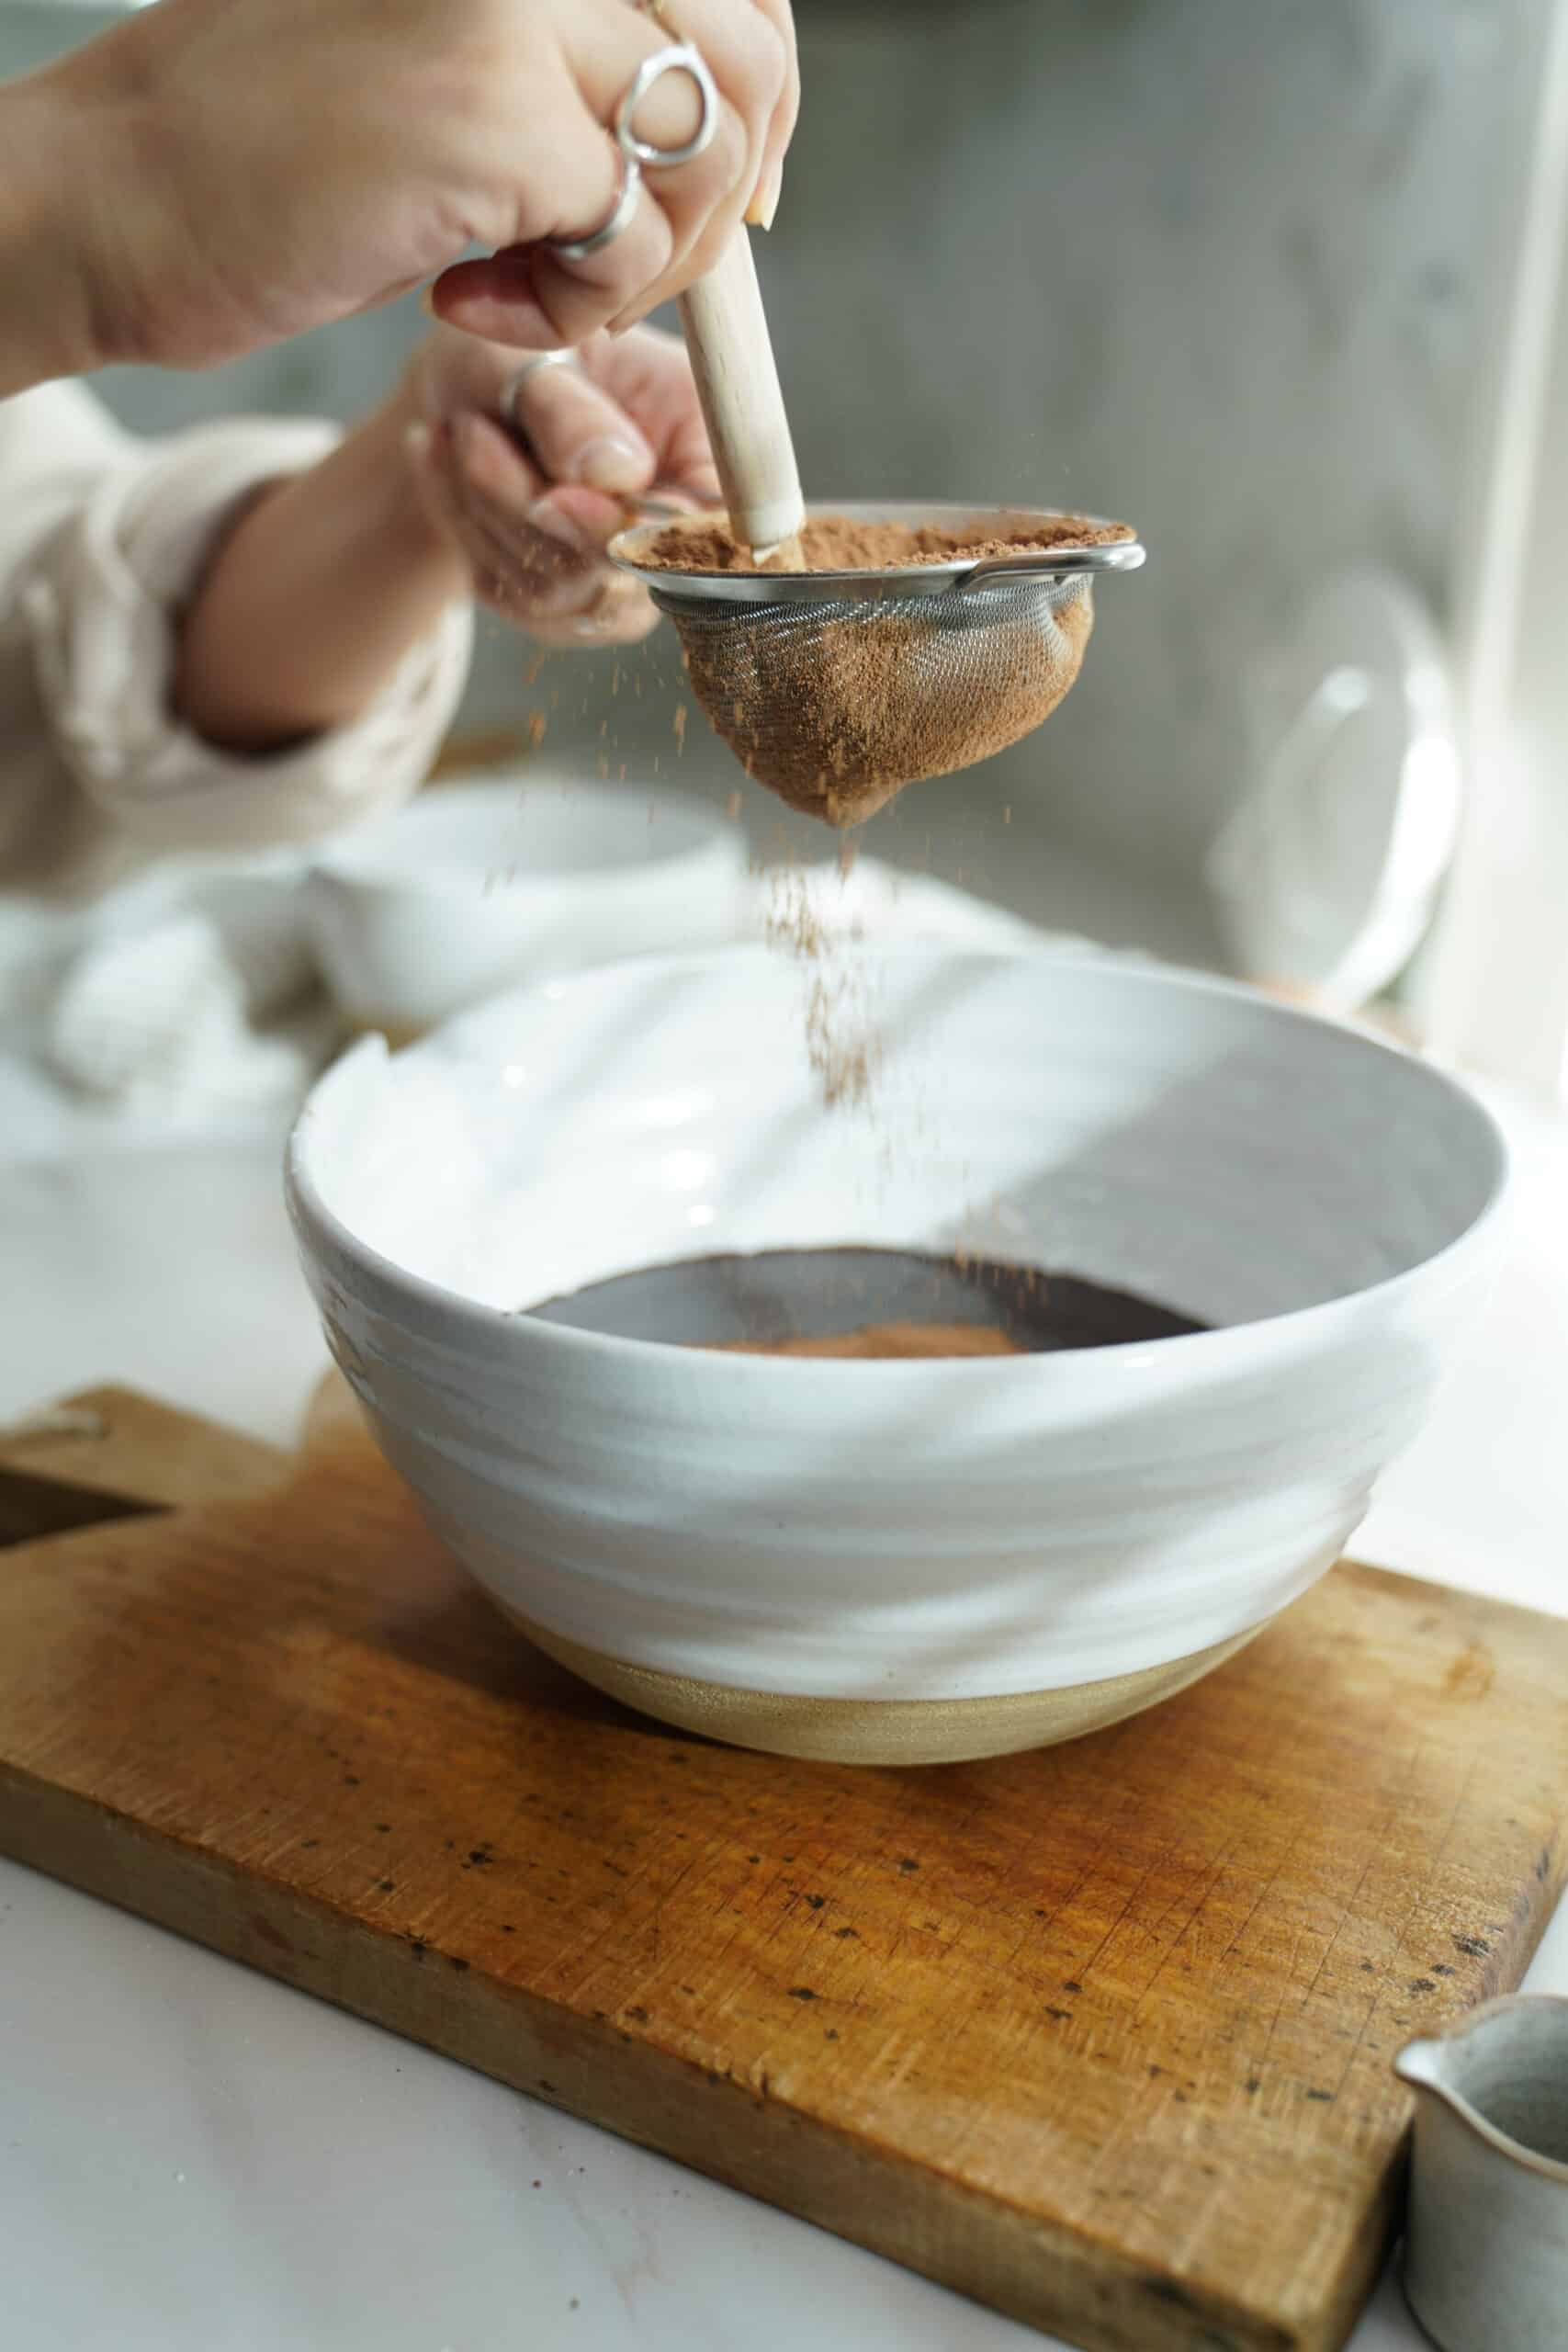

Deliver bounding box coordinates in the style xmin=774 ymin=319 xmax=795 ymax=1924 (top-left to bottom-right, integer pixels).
xmin=609 ymin=499 xmax=1145 ymax=606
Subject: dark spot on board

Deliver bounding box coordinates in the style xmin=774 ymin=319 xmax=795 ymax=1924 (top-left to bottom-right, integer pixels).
xmin=1033 ymin=1909 xmax=1046 ymax=1919
xmin=443 ymin=1838 xmax=455 ymax=1851
xmin=805 ymin=1894 xmax=827 ymax=1911
xmin=1305 ymin=2089 xmax=1334 ymax=2103
xmin=1432 ymin=1962 xmax=1455 ymax=1976
xmin=834 ymin=1927 xmax=858 ymax=1940
xmin=409 ymin=1937 xmax=428 ymax=1961
xmin=824 ymin=2027 xmax=840 ymax=2041
xmin=538 ymin=2079 xmax=558 ymax=2096
xmin=1537 ymin=1847 xmax=1553 ymax=1883
xmin=748 ymin=1855 xmax=761 ymax=1866
xmin=449 ymin=1956 xmax=469 ymax=1973
xmin=375 ymin=1823 xmax=391 ymax=1834
xmin=1453 ymin=1935 xmax=1492 ymax=1959
xmin=502 ymin=1924 xmax=516 ymax=1934
xmin=532 ymin=2179 xmax=541 ymax=2189
xmin=1409 ymin=1978 xmax=1437 ymax=1995
xmin=378 ymin=1879 xmax=395 ymax=1894
xmin=1044 ymin=2006 xmax=1073 ymax=2023
xmin=1063 ymin=1979 xmax=1083 ymax=1995
xmin=668 ymin=1753 xmax=689 ymax=1766
xmin=342 ymin=1774 xmax=360 ymax=1787
xmin=706 ymin=2069 xmax=724 ymax=2086
xmin=301 ymin=1838 xmax=320 ymax=1850
xmin=1146 ymin=2278 xmax=1205 ymax=2313
xmin=1360 ymin=1961 xmax=1376 ymax=1973
xmin=466 ymin=1848 xmax=493 ymax=1867
xmin=249 ymin=1915 xmax=293 ymax=1954
xmin=788 ymin=1986 xmax=819 ymax=2002
xmin=1148 ymin=2064 xmax=1164 ymax=2078
xmin=1172 ymin=2090 xmax=1189 ymax=2104
xmin=897 ymin=1858 xmax=921 ymax=1873
xmin=1244 ymin=2079 xmax=1261 ymax=2096
xmin=626 ymin=2005 xmax=649 ymax=2023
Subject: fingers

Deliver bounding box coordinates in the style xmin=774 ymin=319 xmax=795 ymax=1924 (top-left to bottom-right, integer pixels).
xmin=743 ymin=0 xmax=799 ymax=229
xmin=406 ymin=413 xmax=657 ymax=644
xmin=579 ymin=327 xmax=720 ymax=500
xmin=594 ymin=0 xmax=790 ymax=331
xmin=429 ymin=0 xmax=792 ymax=349
xmin=508 ymin=352 xmax=658 ymax=494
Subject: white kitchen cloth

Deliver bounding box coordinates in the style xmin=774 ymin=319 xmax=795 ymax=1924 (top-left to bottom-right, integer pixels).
xmin=0 ymin=852 xmax=1138 ymax=1164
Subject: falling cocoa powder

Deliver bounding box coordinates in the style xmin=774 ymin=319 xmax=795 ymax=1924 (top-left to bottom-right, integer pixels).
xmin=640 ymin=514 xmax=1135 ymax=573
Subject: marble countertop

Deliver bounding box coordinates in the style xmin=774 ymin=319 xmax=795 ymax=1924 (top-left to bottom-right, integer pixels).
xmin=4 ymin=1084 xmax=1566 ymax=2352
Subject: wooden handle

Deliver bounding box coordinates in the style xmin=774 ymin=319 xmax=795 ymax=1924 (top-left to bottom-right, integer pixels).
xmin=677 ymin=230 xmax=805 ymax=566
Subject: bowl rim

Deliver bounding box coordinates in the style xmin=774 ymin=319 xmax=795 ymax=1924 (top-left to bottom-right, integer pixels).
xmin=285 ymin=945 xmax=1512 ymax=1378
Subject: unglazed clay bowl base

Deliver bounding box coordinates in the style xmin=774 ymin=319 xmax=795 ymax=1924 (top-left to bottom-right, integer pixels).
xmin=288 ymin=946 xmax=1507 ymax=1766
xmin=500 ymin=1605 xmax=1264 ymax=1766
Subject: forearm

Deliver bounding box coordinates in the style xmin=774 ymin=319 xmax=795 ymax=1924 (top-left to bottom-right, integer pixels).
xmin=175 ymin=389 xmax=469 ymax=754
xmin=0 ymin=74 xmax=112 ymax=396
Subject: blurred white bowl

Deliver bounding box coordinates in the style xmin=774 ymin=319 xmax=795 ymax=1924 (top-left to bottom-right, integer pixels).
xmin=287 ymin=948 xmax=1507 ymax=1764
xmin=301 ymin=775 xmax=748 ymax=1035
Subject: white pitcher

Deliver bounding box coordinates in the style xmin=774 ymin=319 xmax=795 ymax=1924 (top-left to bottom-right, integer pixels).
xmin=1395 ymin=1995 xmax=1568 ymax=2351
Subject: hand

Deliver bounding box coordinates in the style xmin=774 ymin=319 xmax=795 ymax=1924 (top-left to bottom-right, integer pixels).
xmin=401 ymin=323 xmax=720 ymax=647
xmin=28 ymin=0 xmax=797 ymax=379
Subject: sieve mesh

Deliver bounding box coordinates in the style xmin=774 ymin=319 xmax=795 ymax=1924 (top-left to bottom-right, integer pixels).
xmin=656 ymin=574 xmax=1095 ymax=827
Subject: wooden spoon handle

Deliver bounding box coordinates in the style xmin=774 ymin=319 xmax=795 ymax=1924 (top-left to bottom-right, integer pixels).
xmin=677 ymin=229 xmax=805 ymax=568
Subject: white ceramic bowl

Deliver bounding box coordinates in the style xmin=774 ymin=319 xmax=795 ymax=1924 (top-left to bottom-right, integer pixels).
xmin=300 ymin=775 xmax=749 ymax=1036
xmin=286 ymin=948 xmax=1507 ymax=1764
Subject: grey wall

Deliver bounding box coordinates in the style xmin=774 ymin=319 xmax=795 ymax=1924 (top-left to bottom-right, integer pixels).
xmin=0 ymin=0 xmax=1537 ymax=931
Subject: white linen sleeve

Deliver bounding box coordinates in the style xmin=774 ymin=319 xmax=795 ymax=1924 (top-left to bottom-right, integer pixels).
xmin=22 ymin=412 xmax=473 ymax=856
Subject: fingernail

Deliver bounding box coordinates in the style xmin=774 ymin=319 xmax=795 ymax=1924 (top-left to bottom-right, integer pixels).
xmin=403 ymin=421 xmax=432 ymax=461
xmin=571 ymin=435 xmax=649 ymax=494
xmin=525 ymin=497 xmax=590 ymax=553
xmin=746 ymin=164 xmax=784 ymax=232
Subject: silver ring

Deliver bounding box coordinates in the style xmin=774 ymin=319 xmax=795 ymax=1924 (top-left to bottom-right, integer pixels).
xmin=550 ymin=144 xmax=643 ymax=265
xmin=615 ymin=42 xmax=718 ymax=170
xmin=502 ymin=350 xmax=579 ymax=435
xmin=547 ymin=40 xmax=717 ymax=263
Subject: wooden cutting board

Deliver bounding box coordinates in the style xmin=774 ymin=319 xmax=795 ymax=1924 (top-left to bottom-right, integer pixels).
xmin=3 ymin=1382 xmax=1566 ymax=2352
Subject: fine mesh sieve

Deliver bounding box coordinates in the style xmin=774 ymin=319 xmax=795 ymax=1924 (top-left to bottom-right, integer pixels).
xmin=611 ymin=502 xmax=1145 ymax=826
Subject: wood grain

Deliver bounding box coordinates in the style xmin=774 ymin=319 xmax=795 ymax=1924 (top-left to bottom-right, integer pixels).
xmin=1 ymin=1385 xmax=1564 ymax=2352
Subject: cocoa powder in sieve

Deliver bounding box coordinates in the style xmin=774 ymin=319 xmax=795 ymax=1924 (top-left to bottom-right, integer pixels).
xmin=680 ymin=589 xmax=1094 ymax=826
xmin=646 ymin=513 xmax=1111 ymax=825
xmin=640 ymin=514 xmax=1135 ymax=573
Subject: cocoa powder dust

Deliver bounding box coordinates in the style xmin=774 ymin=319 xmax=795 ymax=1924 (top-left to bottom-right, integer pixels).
xmin=644 ymin=514 xmax=1113 ymax=826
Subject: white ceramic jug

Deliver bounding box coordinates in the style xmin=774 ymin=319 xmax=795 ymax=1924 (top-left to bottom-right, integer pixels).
xmin=1395 ymin=1995 xmax=1568 ymax=2351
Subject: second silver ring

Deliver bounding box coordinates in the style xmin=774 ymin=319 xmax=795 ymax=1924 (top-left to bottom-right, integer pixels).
xmin=502 ymin=349 xmax=581 ymax=438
